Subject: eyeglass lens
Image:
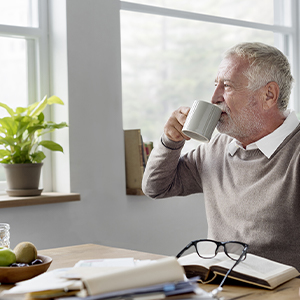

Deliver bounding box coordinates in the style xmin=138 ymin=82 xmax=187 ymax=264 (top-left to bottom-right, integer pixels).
xmin=196 ymin=240 xmax=245 ymax=261
xmin=196 ymin=241 xmax=217 ymax=259
xmin=224 ymin=242 xmax=246 ymax=260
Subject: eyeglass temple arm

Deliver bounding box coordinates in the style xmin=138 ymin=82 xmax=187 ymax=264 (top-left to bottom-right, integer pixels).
xmin=219 ymin=248 xmax=247 ymax=288
xmin=210 ymin=248 xmax=248 ymax=298
xmin=176 ymin=242 xmax=193 ymax=258
xmin=218 ymin=258 xmax=240 ymax=288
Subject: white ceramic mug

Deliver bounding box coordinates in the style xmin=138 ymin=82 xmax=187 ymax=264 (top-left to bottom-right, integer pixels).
xmin=182 ymin=100 xmax=222 ymax=142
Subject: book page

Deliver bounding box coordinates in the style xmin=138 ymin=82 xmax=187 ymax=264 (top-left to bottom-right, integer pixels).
xmin=226 ymin=254 xmax=299 ymax=288
xmin=215 ymin=253 xmax=298 ymax=278
xmin=178 ymin=252 xmax=229 ymax=269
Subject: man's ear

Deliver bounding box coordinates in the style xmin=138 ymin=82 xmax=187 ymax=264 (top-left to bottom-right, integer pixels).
xmin=263 ymin=82 xmax=280 ymax=110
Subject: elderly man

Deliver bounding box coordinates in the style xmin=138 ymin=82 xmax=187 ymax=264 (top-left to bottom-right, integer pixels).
xmin=142 ymin=42 xmax=300 ymax=271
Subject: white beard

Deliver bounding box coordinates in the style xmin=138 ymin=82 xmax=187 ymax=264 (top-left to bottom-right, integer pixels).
xmin=216 ymin=99 xmax=264 ymax=141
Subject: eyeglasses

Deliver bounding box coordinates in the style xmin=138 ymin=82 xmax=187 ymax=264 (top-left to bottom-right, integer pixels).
xmin=176 ymin=239 xmax=248 ymax=261
xmin=176 ymin=239 xmax=248 ymax=298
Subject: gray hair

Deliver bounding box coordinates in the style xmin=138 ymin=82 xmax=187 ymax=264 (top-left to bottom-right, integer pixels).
xmin=224 ymin=42 xmax=293 ymax=111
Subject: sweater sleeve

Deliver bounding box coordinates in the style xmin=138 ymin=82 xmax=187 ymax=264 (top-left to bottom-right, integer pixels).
xmin=142 ymin=133 xmax=203 ymax=199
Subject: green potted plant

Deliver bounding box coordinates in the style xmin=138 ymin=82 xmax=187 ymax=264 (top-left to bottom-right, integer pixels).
xmin=0 ymin=95 xmax=68 ymax=196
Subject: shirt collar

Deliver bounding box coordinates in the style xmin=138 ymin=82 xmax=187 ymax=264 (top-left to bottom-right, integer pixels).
xmin=228 ymin=110 xmax=300 ymax=158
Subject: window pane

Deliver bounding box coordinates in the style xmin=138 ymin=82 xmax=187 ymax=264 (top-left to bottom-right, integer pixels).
xmin=0 ymin=0 xmax=38 ymax=27
xmin=0 ymin=37 xmax=28 ymax=110
xmin=121 ymin=11 xmax=274 ymax=152
xmin=126 ymin=0 xmax=274 ymax=25
xmin=0 ymin=37 xmax=28 ymax=182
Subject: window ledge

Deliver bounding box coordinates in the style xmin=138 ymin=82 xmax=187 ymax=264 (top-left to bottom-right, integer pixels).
xmin=0 ymin=192 xmax=80 ymax=208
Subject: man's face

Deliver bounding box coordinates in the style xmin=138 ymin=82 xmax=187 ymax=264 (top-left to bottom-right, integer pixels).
xmin=211 ymin=54 xmax=265 ymax=141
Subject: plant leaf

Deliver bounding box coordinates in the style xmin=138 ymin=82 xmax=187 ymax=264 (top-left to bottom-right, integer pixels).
xmin=36 ymin=122 xmax=68 ymax=137
xmin=47 ymin=95 xmax=64 ymax=105
xmin=0 ymin=149 xmax=11 ymax=159
xmin=0 ymin=117 xmax=18 ymax=136
xmin=15 ymin=107 xmax=27 ymax=115
xmin=39 ymin=140 xmax=64 ymax=152
xmin=27 ymin=101 xmax=40 ymax=116
xmin=0 ymin=102 xmax=14 ymax=116
xmin=0 ymin=136 xmax=16 ymax=146
xmin=0 ymin=127 xmax=7 ymax=134
xmin=30 ymin=95 xmax=48 ymax=117
xmin=27 ymin=124 xmax=45 ymax=134
xmin=10 ymin=147 xmax=31 ymax=163
xmin=38 ymin=112 xmax=44 ymax=122
xmin=31 ymin=151 xmax=46 ymax=163
xmin=44 ymin=122 xmax=68 ymax=130
xmin=0 ymin=157 xmax=12 ymax=164
xmin=15 ymin=116 xmax=33 ymax=138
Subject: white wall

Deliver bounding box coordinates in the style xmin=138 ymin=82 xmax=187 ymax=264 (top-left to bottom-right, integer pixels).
xmin=2 ymin=0 xmax=208 ymax=256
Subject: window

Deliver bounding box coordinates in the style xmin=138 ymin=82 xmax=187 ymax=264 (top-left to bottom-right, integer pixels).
xmin=121 ymin=0 xmax=297 ymax=152
xmin=0 ymin=0 xmax=49 ymax=191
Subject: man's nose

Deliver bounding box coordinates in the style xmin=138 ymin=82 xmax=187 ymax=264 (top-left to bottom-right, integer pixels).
xmin=211 ymin=84 xmax=224 ymax=105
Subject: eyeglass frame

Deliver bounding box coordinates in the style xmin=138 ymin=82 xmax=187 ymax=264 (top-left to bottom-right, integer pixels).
xmin=176 ymin=239 xmax=248 ymax=261
xmin=176 ymin=239 xmax=249 ymax=298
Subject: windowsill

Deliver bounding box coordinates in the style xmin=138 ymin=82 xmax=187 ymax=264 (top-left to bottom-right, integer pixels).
xmin=0 ymin=192 xmax=80 ymax=208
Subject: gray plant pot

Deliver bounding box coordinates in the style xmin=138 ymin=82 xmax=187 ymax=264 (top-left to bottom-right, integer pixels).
xmin=2 ymin=163 xmax=43 ymax=197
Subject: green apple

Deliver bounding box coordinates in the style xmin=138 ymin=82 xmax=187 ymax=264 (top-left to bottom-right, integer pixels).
xmin=0 ymin=247 xmax=17 ymax=266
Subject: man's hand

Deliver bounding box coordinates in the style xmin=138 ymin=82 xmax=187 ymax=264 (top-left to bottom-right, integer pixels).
xmin=164 ymin=106 xmax=191 ymax=142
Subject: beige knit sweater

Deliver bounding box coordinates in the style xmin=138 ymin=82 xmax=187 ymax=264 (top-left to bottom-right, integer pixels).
xmin=142 ymin=125 xmax=300 ymax=271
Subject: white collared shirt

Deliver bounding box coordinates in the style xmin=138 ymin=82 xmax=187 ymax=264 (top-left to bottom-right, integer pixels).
xmin=228 ymin=110 xmax=300 ymax=159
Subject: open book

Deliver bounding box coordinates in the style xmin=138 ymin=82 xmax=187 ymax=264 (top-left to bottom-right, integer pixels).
xmin=178 ymin=252 xmax=300 ymax=289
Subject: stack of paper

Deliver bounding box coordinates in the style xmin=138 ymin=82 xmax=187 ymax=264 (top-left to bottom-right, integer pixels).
xmin=0 ymin=257 xmax=213 ymax=300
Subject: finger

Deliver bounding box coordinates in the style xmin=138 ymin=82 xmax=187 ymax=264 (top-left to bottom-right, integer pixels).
xmin=164 ymin=124 xmax=189 ymax=142
xmin=179 ymin=106 xmax=191 ymax=117
xmin=164 ymin=107 xmax=191 ymax=141
xmin=173 ymin=107 xmax=190 ymax=126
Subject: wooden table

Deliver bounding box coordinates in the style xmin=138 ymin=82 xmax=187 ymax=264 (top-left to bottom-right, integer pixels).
xmin=1 ymin=244 xmax=299 ymax=299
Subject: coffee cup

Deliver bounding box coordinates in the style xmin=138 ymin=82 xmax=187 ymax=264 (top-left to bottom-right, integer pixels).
xmin=182 ymin=100 xmax=222 ymax=142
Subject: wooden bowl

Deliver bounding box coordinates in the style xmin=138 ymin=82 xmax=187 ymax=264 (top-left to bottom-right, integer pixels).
xmin=0 ymin=255 xmax=52 ymax=284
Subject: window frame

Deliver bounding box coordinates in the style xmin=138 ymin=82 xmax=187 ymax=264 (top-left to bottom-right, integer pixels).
xmin=120 ymin=0 xmax=300 ymax=113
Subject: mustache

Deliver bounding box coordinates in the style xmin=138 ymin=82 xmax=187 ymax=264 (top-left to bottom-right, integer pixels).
xmin=216 ymin=103 xmax=230 ymax=114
